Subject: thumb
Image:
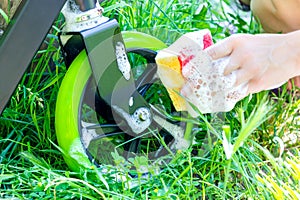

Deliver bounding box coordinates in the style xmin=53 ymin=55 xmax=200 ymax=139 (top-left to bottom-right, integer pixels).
xmin=204 ymin=36 xmax=235 ymax=60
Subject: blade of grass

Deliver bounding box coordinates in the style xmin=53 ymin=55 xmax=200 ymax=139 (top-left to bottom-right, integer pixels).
xmin=0 ymin=8 xmax=10 ymax=24
xmin=232 ymin=97 xmax=272 ymax=157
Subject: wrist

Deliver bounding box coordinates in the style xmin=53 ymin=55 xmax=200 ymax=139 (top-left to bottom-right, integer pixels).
xmin=285 ymin=30 xmax=300 ymax=76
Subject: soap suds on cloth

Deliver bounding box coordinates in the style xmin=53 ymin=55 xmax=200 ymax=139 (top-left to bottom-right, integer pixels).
xmin=156 ymin=30 xmax=248 ymax=117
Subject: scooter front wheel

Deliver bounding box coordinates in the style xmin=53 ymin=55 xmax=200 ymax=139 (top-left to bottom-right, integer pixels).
xmin=55 ymin=32 xmax=192 ymax=172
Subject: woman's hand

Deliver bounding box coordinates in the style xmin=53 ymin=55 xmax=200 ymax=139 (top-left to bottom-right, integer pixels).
xmin=204 ymin=31 xmax=300 ymax=94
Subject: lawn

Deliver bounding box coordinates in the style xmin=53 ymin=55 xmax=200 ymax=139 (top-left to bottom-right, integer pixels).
xmin=1 ymin=0 xmax=300 ymax=199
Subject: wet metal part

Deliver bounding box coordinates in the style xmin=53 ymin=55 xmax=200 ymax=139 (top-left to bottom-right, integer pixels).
xmin=112 ymin=105 xmax=152 ymax=134
xmin=150 ymin=105 xmax=189 ymax=150
xmin=61 ymin=0 xmax=109 ymax=32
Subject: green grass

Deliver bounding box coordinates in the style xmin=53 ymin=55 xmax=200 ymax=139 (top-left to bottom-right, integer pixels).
xmin=1 ymin=0 xmax=300 ymax=199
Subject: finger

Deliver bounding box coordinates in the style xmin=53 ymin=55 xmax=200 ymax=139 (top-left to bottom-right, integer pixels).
xmin=292 ymin=76 xmax=300 ymax=88
xmin=234 ymin=68 xmax=254 ymax=86
xmin=240 ymin=82 xmax=250 ymax=97
xmin=223 ymin=56 xmax=241 ymax=76
xmin=204 ymin=36 xmax=235 ymax=60
xmin=247 ymin=78 xmax=264 ymax=94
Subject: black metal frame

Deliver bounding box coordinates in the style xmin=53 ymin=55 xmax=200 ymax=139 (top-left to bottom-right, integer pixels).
xmin=78 ymin=19 xmax=150 ymax=114
xmin=0 ymin=0 xmax=66 ymax=114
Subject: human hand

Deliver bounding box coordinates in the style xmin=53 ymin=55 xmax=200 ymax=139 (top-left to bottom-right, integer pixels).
xmin=156 ymin=30 xmax=248 ymax=116
xmin=204 ymin=32 xmax=300 ymax=94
